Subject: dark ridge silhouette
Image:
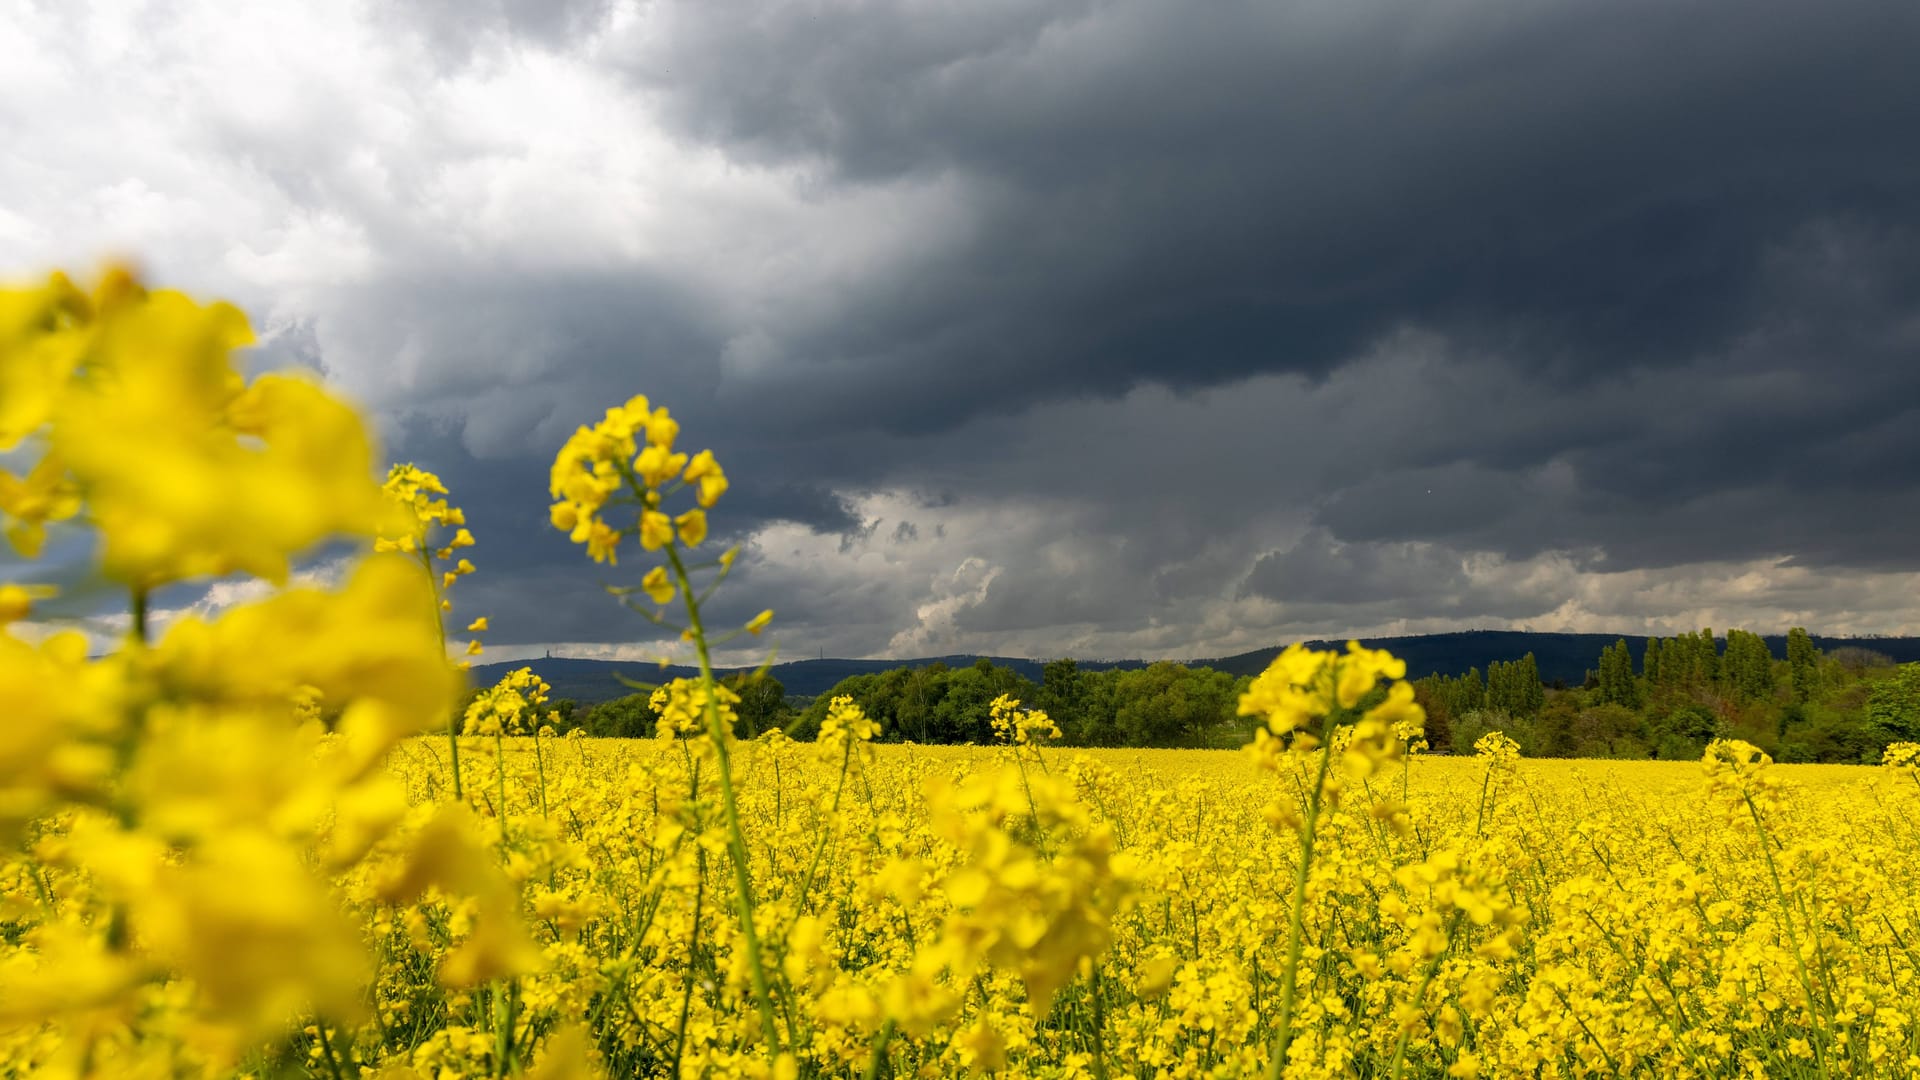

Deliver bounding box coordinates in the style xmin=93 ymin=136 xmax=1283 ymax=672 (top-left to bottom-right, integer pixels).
xmin=1198 ymin=631 xmax=1920 ymax=684
xmin=473 ymin=632 xmax=1920 ymax=704
xmin=469 ymin=653 xmax=1151 ymax=703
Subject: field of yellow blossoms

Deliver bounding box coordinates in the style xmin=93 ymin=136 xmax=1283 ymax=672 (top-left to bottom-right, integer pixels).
xmin=4 ymin=268 xmax=1920 ymax=1079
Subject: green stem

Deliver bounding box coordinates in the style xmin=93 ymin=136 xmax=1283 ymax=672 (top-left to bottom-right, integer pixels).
xmin=670 ymin=848 xmax=707 ymax=1078
xmin=494 ymin=732 xmax=509 ymax=849
xmin=532 ymin=727 xmax=550 ymax=818
xmin=1386 ymin=911 xmax=1464 ymax=1080
xmin=129 ymin=587 xmax=149 ymax=644
xmin=1474 ymin=759 xmax=1497 ymax=837
xmin=794 ymin=736 xmax=855 ymax=912
xmin=420 ymin=547 xmax=464 ymax=800
xmin=492 ymin=979 xmax=518 ymax=1076
xmin=1090 ymin=968 xmax=1111 ymax=1080
xmin=1267 ymin=728 xmax=1336 ymax=1080
xmin=863 ymin=1018 xmax=897 ymax=1080
xmin=667 ymin=542 xmax=782 ymax=1060
xmin=1744 ymin=791 xmax=1828 ymax=1074
xmin=316 ymin=1023 xmax=348 ymax=1080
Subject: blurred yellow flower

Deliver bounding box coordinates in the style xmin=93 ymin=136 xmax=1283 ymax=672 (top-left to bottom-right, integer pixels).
xmin=642 ymin=566 xmax=674 ymax=605
xmin=674 ymin=507 xmax=707 ymax=547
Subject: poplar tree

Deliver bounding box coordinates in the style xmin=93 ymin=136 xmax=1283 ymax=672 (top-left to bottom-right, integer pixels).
xmin=1726 ymin=629 xmax=1775 ymax=700
xmin=1487 ymin=659 xmax=1516 ymax=715
xmin=1786 ymin=627 xmax=1819 ymax=703
xmin=1598 ymin=638 xmax=1639 ymax=707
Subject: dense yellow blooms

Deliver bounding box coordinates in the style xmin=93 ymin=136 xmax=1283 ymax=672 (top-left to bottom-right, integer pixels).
xmin=3 ymin=267 xmax=1918 ymax=1079
xmin=0 ymin=266 xmax=466 ymax=1075
xmin=3 ymin=268 xmax=388 ymax=586
xmin=464 ymin=668 xmax=555 ymax=737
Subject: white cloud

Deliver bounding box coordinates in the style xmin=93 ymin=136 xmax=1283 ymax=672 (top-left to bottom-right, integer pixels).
xmin=1 ymin=0 xmax=980 ymax=431
xmin=8 ymin=0 xmax=1920 ymax=663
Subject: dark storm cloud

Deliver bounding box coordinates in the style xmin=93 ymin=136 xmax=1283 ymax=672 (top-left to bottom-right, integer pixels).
xmin=14 ymin=0 xmax=1920 ymax=655
xmin=611 ymin=0 xmax=1920 ymax=437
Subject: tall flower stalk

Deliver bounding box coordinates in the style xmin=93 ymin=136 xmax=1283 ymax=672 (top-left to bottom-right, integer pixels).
xmin=546 ymin=394 xmax=782 ymax=1061
xmin=376 ymin=463 xmax=485 ymax=800
xmin=1239 ymin=642 xmax=1424 ymax=1080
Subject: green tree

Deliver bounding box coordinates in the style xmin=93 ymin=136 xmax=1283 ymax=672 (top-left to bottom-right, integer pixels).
xmin=1698 ymin=628 xmax=1720 ymax=684
xmin=1649 ymin=703 xmax=1717 ymax=760
xmin=545 ymin=698 xmax=580 ymax=734
xmin=726 ymin=672 xmax=792 ymax=737
xmin=1411 ymin=679 xmax=1454 ymax=752
xmin=1786 ymin=627 xmax=1819 ymax=703
xmin=584 ymin=692 xmax=657 ymax=738
xmin=1571 ymin=703 xmax=1647 ymax=758
xmin=1457 ymin=667 xmax=1485 ymax=713
xmin=1865 ymin=662 xmax=1920 ymax=743
xmin=1488 ymin=653 xmax=1544 ymax=717
xmin=1721 ymin=629 xmax=1774 ymax=701
xmin=930 ymin=660 xmax=1036 ymax=743
xmin=1658 ymin=634 xmax=1688 ymax=687
xmin=1075 ymin=670 xmax=1125 ymax=746
xmin=1533 ymin=694 xmax=1579 ymax=757
xmin=1039 ymin=658 xmax=1085 ymax=734
xmin=1110 ymin=662 xmax=1236 ymax=747
xmin=1596 ymin=638 xmax=1638 ymax=708
xmin=895 ymin=663 xmax=947 ymax=743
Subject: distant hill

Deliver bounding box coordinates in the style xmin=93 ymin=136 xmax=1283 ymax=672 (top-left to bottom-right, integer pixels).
xmin=470 ymin=653 xmax=1152 ymax=703
xmin=476 ymin=631 xmax=1920 ymax=704
xmin=1198 ymin=630 xmax=1920 ymax=686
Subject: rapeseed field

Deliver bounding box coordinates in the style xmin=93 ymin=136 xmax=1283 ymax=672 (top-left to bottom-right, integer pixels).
xmin=3 ymin=268 xmax=1919 ymax=1078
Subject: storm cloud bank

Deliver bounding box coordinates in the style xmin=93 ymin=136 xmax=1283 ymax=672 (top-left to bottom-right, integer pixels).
xmin=6 ymin=0 xmax=1920 ymax=661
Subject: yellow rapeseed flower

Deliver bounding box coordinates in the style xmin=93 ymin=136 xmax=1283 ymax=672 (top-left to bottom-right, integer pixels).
xmin=639 ymin=510 xmax=673 ymax=551
xmin=674 ymin=508 xmax=707 ymax=547
xmin=642 ymin=566 xmax=675 ymax=605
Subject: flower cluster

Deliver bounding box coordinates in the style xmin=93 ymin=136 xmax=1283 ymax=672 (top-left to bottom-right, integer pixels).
xmin=2 ymin=268 xmax=386 ymax=587
xmin=816 ymin=694 xmax=881 ymax=764
xmin=1881 ymin=740 xmax=1920 ymax=782
xmin=649 ymin=676 xmax=743 ymax=740
xmin=1240 ymin=641 xmax=1426 ymax=788
xmin=989 ymin=693 xmax=1062 ymax=747
xmin=547 ymin=395 xmax=727 ymax=565
xmin=1238 ymin=640 xmax=1410 ymax=737
xmin=1702 ymin=737 xmax=1783 ymax=819
xmin=463 ymin=667 xmax=553 ymax=737
xmin=925 ymin=767 xmax=1136 ymax=1016
xmin=377 ymin=462 xmax=485 ymax=656
xmin=0 ymin=267 xmax=463 ymax=1073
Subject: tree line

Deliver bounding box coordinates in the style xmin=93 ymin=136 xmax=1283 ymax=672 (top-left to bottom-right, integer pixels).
xmin=1417 ymin=628 xmax=1918 ymax=763
xmin=531 ymin=629 xmax=1920 ymax=762
xmin=534 ymin=657 xmax=1251 ymax=748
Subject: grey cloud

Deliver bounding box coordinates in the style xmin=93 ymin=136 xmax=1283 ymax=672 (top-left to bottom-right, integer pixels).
xmin=386 ymin=0 xmax=616 ymax=63
xmin=1245 ymin=531 xmax=1473 ymax=608
xmin=1236 ymin=530 xmax=1579 ymax=629
xmin=11 ymin=0 xmax=1920 ymax=658
xmin=614 ymin=0 xmax=1920 ymax=430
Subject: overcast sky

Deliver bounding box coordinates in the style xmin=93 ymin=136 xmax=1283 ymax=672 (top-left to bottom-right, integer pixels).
xmin=6 ymin=0 xmax=1920 ymax=663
